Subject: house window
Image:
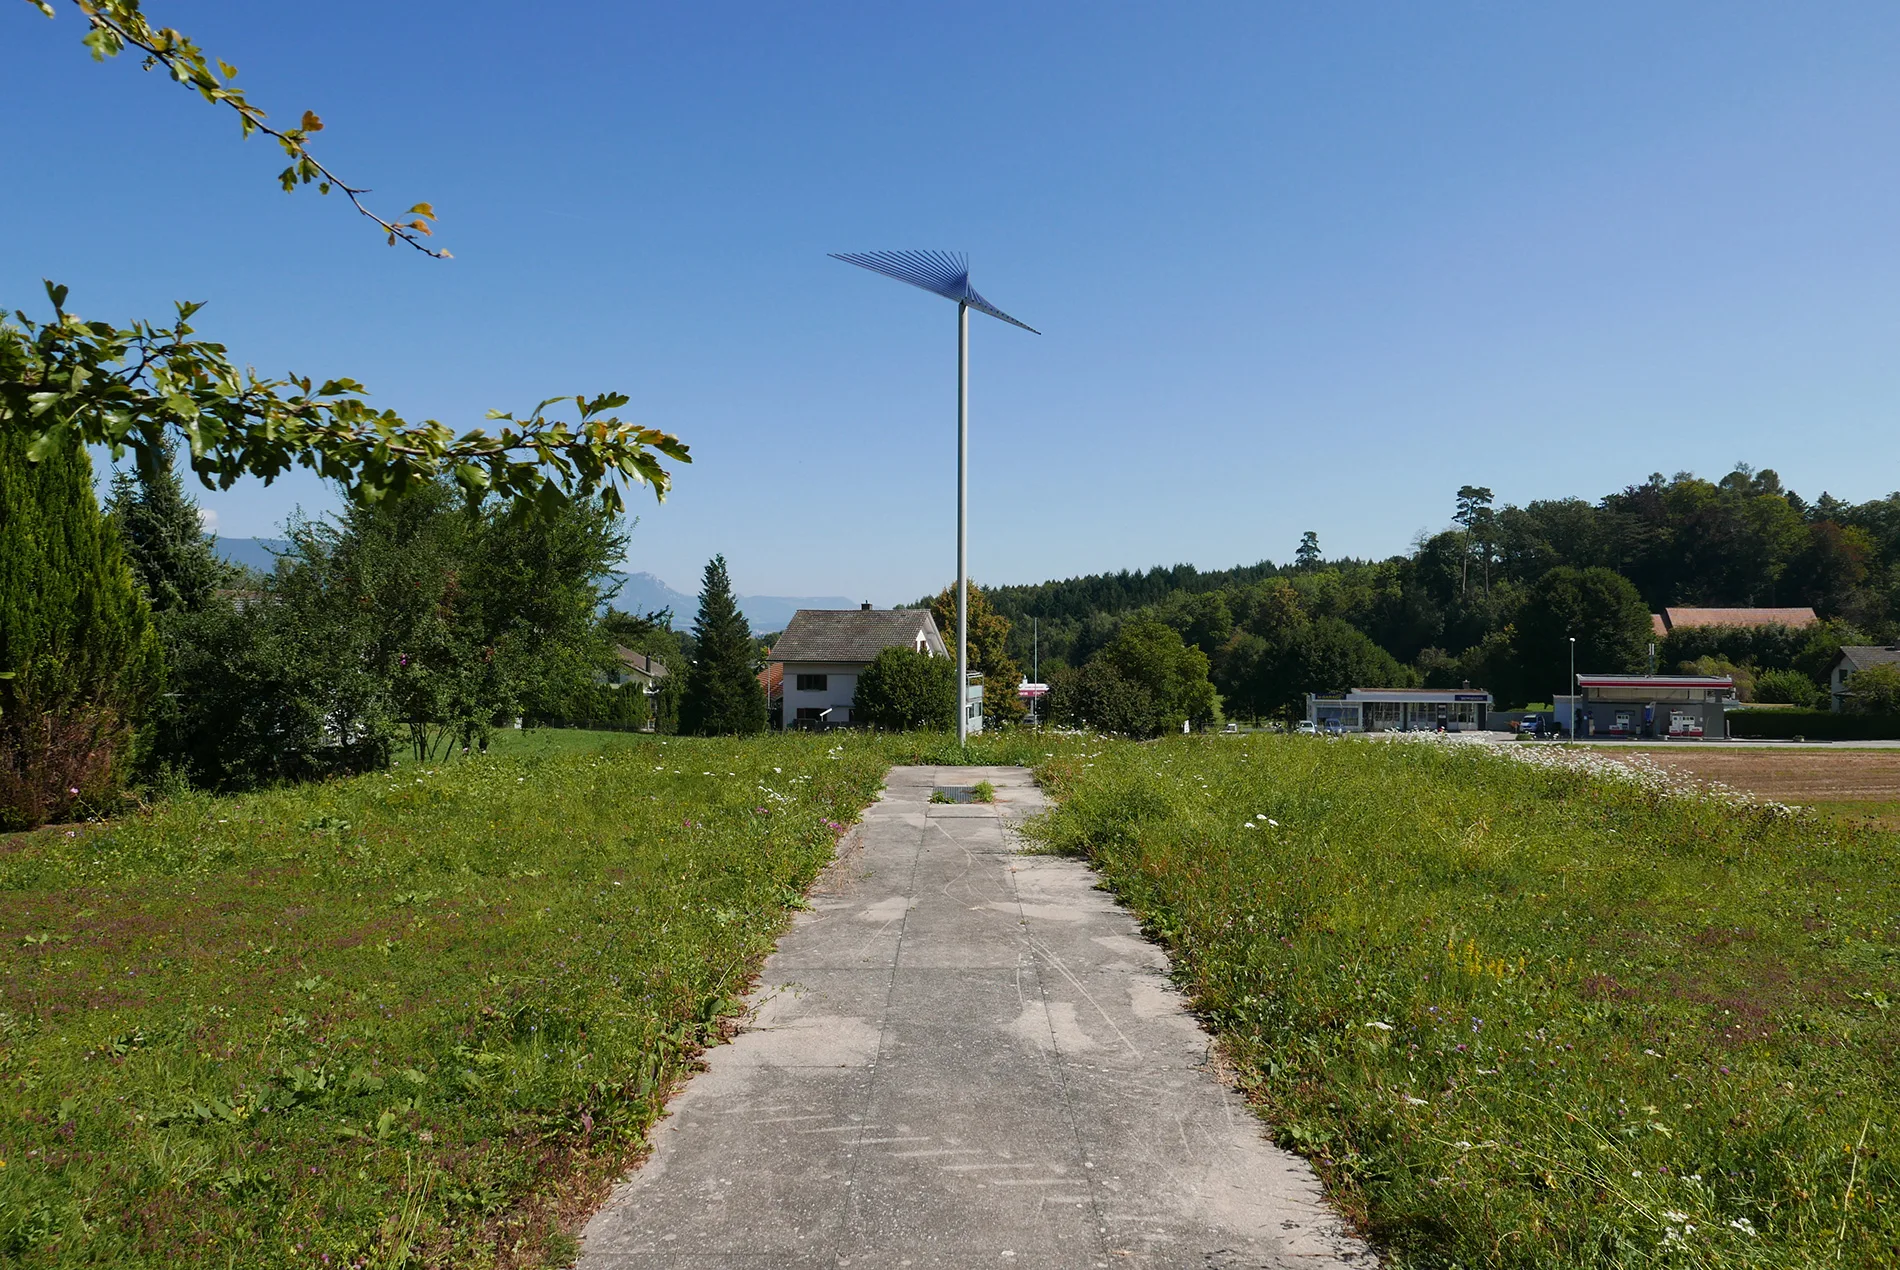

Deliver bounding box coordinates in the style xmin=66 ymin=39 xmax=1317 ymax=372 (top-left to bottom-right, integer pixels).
xmin=795 ymin=707 xmax=824 ymax=721
xmin=795 ymin=674 xmax=828 ymax=692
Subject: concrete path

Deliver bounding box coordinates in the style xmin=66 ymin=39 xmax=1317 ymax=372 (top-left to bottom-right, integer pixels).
xmin=579 ymin=766 xmax=1374 ymax=1269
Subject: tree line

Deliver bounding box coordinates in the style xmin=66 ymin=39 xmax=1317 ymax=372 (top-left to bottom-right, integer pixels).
xmin=984 ymin=466 xmax=1900 ymax=718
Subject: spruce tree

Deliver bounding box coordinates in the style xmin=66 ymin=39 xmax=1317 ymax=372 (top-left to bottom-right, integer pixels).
xmin=0 ymin=412 xmax=162 ymax=828
xmin=678 ymin=555 xmax=766 ymax=736
xmin=106 ymin=435 xmax=231 ymax=614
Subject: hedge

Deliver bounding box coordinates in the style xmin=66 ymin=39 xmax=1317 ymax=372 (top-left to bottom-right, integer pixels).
xmin=1726 ymin=709 xmax=1900 ymax=740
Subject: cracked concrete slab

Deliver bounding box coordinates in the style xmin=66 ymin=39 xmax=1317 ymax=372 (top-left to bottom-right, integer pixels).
xmin=579 ymin=766 xmax=1375 ymax=1269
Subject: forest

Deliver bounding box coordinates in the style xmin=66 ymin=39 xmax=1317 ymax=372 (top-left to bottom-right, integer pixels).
xmin=986 ymin=466 xmax=1899 ymax=715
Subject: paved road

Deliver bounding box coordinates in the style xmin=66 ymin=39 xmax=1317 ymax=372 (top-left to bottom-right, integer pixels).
xmin=579 ymin=765 xmax=1373 ymax=1269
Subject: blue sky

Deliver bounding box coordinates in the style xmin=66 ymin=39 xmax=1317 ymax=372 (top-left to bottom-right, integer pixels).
xmin=9 ymin=2 xmax=1900 ymax=603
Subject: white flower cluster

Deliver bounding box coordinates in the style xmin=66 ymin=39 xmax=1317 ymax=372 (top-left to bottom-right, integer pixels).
xmin=1464 ymin=740 xmax=1798 ymax=814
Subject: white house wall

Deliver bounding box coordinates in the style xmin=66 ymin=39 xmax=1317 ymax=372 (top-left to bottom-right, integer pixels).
xmin=781 ymin=662 xmax=866 ymax=727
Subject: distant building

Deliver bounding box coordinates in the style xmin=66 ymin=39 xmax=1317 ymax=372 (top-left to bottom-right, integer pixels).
xmin=1824 ymin=646 xmax=1900 ymax=712
xmin=609 ymin=646 xmax=669 ymax=693
xmin=758 ymin=662 xmax=784 ymax=729
xmin=1649 ymin=607 xmax=1818 ymax=635
xmin=1305 ymin=687 xmax=1493 ymax=732
xmin=765 ymin=605 xmax=957 ymax=731
xmin=600 ymin=646 xmax=671 ymax=730
xmin=1574 ymin=674 xmax=1735 ymax=738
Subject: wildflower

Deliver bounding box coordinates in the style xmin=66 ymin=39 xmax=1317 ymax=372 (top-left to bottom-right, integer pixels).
xmin=1243 ymin=823 xmax=1257 ymax=830
xmin=1403 ymin=1095 xmax=1427 ymax=1106
xmin=1728 ymin=1217 xmax=1756 ymax=1235
xmin=1267 ymin=818 xmax=1278 ymax=826
xmin=1367 ymin=1021 xmax=1393 ymax=1031
xmin=68 ymin=786 xmax=80 ymax=796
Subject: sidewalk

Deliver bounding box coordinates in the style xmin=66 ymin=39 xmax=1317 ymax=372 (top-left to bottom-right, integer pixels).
xmin=578 ymin=766 xmax=1374 ymax=1268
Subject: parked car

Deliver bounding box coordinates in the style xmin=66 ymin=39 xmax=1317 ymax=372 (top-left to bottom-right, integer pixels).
xmin=1294 ymin=720 xmax=1320 ymax=735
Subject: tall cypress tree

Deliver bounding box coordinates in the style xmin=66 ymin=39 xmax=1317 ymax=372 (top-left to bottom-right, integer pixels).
xmin=0 ymin=408 xmax=162 ymax=827
xmin=678 ymin=554 xmax=766 ymax=736
xmin=106 ymin=435 xmax=231 ymax=614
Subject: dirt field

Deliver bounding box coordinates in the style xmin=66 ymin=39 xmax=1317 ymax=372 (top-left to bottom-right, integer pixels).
xmin=1596 ymin=746 xmax=1900 ymax=823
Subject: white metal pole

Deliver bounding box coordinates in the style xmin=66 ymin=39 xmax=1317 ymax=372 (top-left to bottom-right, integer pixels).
xmin=957 ymin=301 xmax=969 ymax=747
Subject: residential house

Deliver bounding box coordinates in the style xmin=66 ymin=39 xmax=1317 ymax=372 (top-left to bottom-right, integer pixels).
xmin=1825 ymin=646 xmax=1900 ymax=712
xmin=766 ymin=605 xmax=951 ymax=730
xmin=609 ymin=646 xmax=670 ymax=693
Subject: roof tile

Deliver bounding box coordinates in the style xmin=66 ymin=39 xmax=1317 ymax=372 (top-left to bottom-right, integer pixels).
xmin=767 ymin=609 xmax=948 ymax=664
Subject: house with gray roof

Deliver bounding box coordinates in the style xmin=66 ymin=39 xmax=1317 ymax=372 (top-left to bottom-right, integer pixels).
xmin=766 ymin=605 xmax=952 ymax=730
xmin=1826 ymin=645 xmax=1900 ymax=711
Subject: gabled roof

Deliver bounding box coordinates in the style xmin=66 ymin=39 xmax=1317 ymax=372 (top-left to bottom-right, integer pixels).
xmin=767 ymin=608 xmax=948 ymax=664
xmin=613 ymin=646 xmax=669 ymax=680
xmin=758 ymin=662 xmax=783 ymax=701
xmin=1662 ymin=607 xmax=1817 ymax=631
xmin=1834 ymin=646 xmax=1900 ymax=674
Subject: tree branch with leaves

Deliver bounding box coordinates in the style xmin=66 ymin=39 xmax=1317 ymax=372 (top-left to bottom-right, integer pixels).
xmin=3 ymin=284 xmax=691 ymax=513
xmin=10 ymin=1 xmax=692 ymax=513
xmin=25 ymin=0 xmax=444 ymax=254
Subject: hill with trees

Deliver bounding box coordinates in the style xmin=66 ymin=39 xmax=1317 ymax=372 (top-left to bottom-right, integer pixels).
xmin=986 ymin=466 xmax=1900 ymax=716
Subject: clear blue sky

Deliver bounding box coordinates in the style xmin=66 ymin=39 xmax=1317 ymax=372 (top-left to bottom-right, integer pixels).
xmin=9 ymin=2 xmax=1900 ymax=603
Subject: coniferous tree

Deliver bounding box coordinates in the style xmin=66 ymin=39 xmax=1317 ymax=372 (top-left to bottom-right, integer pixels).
xmin=0 ymin=417 xmax=162 ymax=828
xmin=678 ymin=555 xmax=766 ymax=736
xmin=106 ymin=436 xmax=232 ymax=614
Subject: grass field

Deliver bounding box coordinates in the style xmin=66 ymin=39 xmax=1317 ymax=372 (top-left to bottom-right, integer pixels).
xmin=0 ymin=727 xmax=1065 ymax=1267
xmin=1028 ymin=736 xmax=1898 ymax=1268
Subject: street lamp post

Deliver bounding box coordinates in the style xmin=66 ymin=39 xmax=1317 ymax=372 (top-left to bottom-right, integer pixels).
xmin=1568 ymin=636 xmax=1577 ymax=739
xmin=830 ymin=251 xmax=1039 ymax=745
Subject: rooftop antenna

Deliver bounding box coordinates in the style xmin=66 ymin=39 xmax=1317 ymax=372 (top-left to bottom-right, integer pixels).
xmin=830 ymin=251 xmax=1039 ymax=745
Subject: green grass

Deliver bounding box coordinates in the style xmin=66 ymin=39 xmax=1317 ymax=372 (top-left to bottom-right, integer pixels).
xmin=1026 ymin=736 xmax=1899 ymax=1268
xmin=0 ymin=725 xmax=1076 ymax=1266
xmin=0 ymin=733 xmax=878 ymax=1266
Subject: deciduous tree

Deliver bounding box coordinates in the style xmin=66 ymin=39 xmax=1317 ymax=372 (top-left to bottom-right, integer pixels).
xmin=930 ymin=581 xmax=1025 ymax=727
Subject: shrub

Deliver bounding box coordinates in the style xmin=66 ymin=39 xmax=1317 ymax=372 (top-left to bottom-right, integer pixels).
xmin=853 ymin=645 xmax=955 ymax=730
xmin=1845 ymin=663 xmax=1900 ymax=715
xmin=1753 ymin=666 xmax=1825 ymax=709
xmin=1727 ymin=708 xmax=1900 ymax=739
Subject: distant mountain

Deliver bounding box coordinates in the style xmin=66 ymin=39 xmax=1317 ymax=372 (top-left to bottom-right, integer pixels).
xmin=603 ymin=571 xmax=859 ymax=635
xmin=211 ymin=541 xmax=858 ymax=635
xmin=603 ymin=570 xmax=696 ymax=619
xmin=729 ymin=593 xmax=861 ymax=636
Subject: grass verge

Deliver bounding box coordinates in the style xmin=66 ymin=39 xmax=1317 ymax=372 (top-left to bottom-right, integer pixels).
xmin=1026 ymin=735 xmax=1898 ymax=1268
xmin=0 ymin=731 xmax=904 ymax=1266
